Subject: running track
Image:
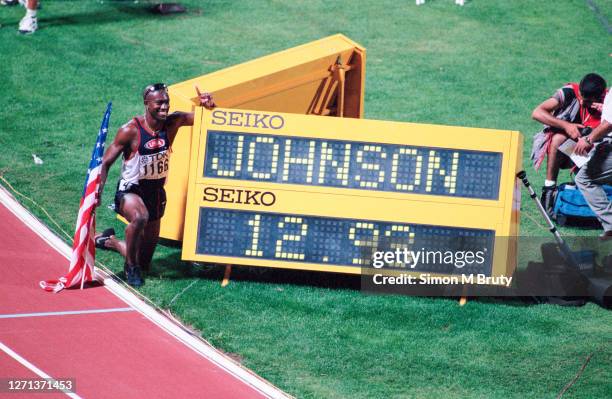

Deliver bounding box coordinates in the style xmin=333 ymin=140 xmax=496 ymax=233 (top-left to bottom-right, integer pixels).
xmin=0 ymin=187 xmax=289 ymax=399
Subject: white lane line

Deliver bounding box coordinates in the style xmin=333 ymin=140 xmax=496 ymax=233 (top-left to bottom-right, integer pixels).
xmin=0 ymin=341 xmax=83 ymax=399
xmin=0 ymin=185 xmax=292 ymax=399
xmin=0 ymin=307 xmax=134 ymax=319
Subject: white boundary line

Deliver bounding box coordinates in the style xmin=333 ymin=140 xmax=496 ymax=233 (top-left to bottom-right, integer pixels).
xmin=0 ymin=308 xmax=134 ymax=319
xmin=0 ymin=186 xmax=292 ymax=399
xmin=0 ymin=341 xmax=82 ymax=399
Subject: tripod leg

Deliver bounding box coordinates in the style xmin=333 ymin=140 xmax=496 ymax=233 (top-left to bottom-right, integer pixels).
xmin=516 ymin=171 xmax=580 ymax=270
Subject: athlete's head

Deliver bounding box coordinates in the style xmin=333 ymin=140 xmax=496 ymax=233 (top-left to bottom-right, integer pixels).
xmin=579 ymin=73 xmax=606 ymax=108
xmin=143 ymin=83 xmax=170 ymax=121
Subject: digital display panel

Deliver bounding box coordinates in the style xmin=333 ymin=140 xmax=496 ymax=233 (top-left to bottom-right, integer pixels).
xmin=181 ymin=108 xmax=523 ymax=278
xmin=204 ymin=132 xmax=502 ymax=199
xmin=196 ymin=208 xmax=494 ymax=275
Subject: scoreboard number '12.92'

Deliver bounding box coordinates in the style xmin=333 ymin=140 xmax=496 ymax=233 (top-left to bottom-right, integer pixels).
xmin=181 ymin=108 xmax=522 ymax=278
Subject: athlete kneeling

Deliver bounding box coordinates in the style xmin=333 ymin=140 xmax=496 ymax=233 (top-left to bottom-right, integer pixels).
xmin=95 ymin=83 xmax=215 ymax=287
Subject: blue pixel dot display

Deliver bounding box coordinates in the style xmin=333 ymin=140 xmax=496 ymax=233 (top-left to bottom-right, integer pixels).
xmin=196 ymin=208 xmax=495 ymax=275
xmin=204 ymin=131 xmax=502 ymax=200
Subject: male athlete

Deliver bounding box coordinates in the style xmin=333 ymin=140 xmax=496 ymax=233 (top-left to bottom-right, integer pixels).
xmin=95 ymin=83 xmax=215 ymax=287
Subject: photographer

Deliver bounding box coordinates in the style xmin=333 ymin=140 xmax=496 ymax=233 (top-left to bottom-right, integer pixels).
xmin=574 ymin=92 xmax=612 ymax=240
xmin=530 ymin=73 xmax=607 ymax=216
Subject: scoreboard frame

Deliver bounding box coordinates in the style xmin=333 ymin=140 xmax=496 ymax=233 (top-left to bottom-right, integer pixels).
xmin=181 ymin=107 xmax=523 ymax=277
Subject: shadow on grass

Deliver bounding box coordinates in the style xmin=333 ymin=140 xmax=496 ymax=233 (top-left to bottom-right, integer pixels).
xmin=150 ymin=249 xmax=363 ymax=290
xmin=149 ymin=248 xmax=544 ymax=308
xmin=37 ymin=2 xmax=204 ymax=28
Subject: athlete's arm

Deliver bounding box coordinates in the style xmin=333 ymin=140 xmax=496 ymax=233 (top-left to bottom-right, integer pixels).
xmin=175 ymin=88 xmax=216 ymax=127
xmin=95 ymin=124 xmax=137 ymax=207
xmin=165 ymin=88 xmax=215 ymax=143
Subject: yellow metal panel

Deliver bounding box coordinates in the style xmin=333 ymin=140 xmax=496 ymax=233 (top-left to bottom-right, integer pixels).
xmin=159 ymin=91 xmax=196 ymax=239
xmin=182 ymin=108 xmax=523 ymax=279
xmin=160 ymin=34 xmax=366 ymax=240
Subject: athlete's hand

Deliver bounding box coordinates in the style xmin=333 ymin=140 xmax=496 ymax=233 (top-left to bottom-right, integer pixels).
xmin=195 ymin=85 xmax=215 ymax=110
xmin=563 ymin=122 xmax=584 ymax=140
xmin=94 ymin=188 xmax=103 ymax=208
xmin=574 ymin=137 xmax=593 ymax=156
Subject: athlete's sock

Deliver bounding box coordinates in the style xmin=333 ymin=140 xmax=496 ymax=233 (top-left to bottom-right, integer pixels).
xmin=544 ymin=180 xmax=556 ymax=187
xmin=25 ymin=8 xmax=35 ymax=17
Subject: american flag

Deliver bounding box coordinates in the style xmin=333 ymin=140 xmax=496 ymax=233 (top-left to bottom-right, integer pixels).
xmin=41 ymin=103 xmax=112 ymax=292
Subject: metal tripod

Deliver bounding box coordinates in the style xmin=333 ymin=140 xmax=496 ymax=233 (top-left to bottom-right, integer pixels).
xmin=516 ymin=170 xmax=581 ymax=270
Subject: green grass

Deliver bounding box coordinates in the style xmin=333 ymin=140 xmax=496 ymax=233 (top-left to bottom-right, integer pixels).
xmin=1 ymin=1 xmax=611 ymax=398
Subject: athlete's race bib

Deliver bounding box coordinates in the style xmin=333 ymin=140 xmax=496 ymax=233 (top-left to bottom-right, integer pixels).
xmin=139 ymin=151 xmax=169 ymax=180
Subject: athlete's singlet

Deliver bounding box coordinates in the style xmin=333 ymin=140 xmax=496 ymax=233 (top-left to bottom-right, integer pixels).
xmin=118 ymin=118 xmax=170 ymax=191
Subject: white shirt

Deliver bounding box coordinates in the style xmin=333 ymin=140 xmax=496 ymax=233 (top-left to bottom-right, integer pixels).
xmin=602 ymin=92 xmax=612 ymax=123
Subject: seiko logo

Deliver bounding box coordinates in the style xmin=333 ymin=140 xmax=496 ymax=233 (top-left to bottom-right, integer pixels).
xmin=203 ymin=187 xmax=276 ymax=207
xmin=144 ymin=138 xmax=166 ymax=150
xmin=211 ymin=110 xmax=285 ymax=130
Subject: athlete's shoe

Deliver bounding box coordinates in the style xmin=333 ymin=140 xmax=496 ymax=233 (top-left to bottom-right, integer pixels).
xmin=124 ymin=264 xmax=144 ymax=288
xmin=0 ymin=0 xmax=20 ymax=6
xmin=18 ymin=15 xmax=37 ymax=34
xmin=94 ymin=228 xmax=116 ymax=250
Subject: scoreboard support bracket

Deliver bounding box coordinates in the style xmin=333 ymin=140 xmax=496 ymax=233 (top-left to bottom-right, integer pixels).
xmin=330 ymin=56 xmax=346 ymax=117
xmin=221 ymin=264 xmax=232 ymax=287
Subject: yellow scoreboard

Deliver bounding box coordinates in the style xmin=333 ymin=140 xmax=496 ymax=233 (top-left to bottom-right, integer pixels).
xmin=182 ymin=108 xmax=523 ymax=277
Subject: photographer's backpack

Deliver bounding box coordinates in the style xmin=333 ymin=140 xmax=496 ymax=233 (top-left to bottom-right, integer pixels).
xmin=553 ymin=183 xmax=612 ymax=226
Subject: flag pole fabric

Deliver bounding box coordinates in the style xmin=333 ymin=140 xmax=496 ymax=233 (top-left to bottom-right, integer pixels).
xmin=40 ymin=102 xmax=112 ymax=293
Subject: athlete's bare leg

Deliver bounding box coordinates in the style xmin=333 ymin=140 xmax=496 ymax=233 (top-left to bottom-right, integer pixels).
xmin=139 ymin=219 xmax=161 ymax=272
xmin=100 ymin=219 xmax=159 ymax=272
xmin=97 ymin=199 xmax=160 ymax=272
xmin=102 ymin=235 xmax=127 ymax=258
xmin=117 ymin=193 xmax=149 ymax=267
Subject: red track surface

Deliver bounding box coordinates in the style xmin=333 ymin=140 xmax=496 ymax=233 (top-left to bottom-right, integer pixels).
xmin=0 ymin=202 xmax=270 ymax=398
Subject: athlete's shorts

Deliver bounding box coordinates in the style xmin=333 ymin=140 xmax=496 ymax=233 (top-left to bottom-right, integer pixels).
xmin=114 ymin=181 xmax=167 ymax=222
